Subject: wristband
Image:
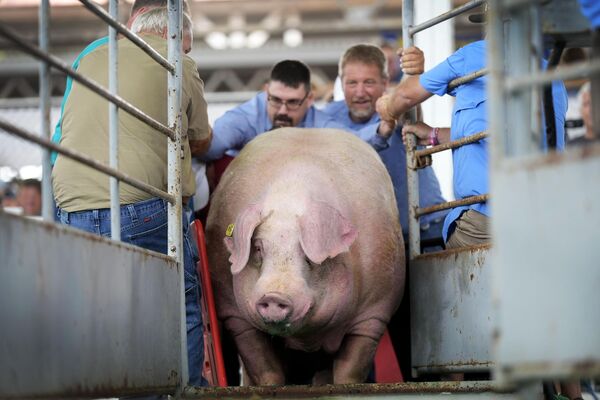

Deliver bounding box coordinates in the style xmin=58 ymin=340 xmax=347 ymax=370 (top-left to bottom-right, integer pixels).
xmin=429 ymin=127 xmax=440 ymax=146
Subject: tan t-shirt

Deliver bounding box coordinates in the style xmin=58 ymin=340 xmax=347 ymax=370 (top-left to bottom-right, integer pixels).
xmin=53 ymin=35 xmax=210 ymax=211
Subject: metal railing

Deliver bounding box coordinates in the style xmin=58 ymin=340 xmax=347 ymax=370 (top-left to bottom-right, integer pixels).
xmin=402 ymin=0 xmax=490 ymax=259
xmin=0 ymin=0 xmax=188 ymax=390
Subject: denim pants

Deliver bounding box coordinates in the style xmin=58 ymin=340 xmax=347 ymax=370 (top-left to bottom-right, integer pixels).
xmin=57 ymin=197 xmax=206 ymax=387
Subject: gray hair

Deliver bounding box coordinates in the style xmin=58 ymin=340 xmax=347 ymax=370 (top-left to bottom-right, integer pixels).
xmin=338 ymin=43 xmax=389 ymax=80
xmin=130 ymin=7 xmax=192 ymax=37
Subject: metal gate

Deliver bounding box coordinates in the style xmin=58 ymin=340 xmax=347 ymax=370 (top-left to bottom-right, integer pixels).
xmin=0 ymin=0 xmax=189 ymax=397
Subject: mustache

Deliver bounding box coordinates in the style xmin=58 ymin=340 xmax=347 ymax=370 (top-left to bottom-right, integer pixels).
xmin=273 ymin=114 xmax=293 ymax=126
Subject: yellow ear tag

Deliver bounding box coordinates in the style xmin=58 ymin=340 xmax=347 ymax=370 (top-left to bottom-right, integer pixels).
xmin=225 ymin=223 xmax=235 ymax=237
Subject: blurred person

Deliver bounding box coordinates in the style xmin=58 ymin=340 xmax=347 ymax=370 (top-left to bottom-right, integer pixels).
xmin=381 ymin=41 xmax=403 ymax=84
xmin=0 ymin=182 xmax=19 ymax=210
xmin=16 ymin=179 xmax=42 ymax=216
xmin=569 ymin=82 xmax=597 ymax=145
xmin=52 ymin=7 xmax=211 ymax=387
xmin=578 ymin=0 xmax=600 ymax=142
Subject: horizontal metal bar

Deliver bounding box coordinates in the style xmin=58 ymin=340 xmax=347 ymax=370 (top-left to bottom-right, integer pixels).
xmin=505 ymin=59 xmax=600 ymax=93
xmin=183 ymin=381 xmax=503 ymax=398
xmin=0 ymin=23 xmax=176 ymax=141
xmin=78 ymin=0 xmax=174 ymax=73
xmin=416 ymin=194 xmax=489 ymax=217
xmin=0 ymin=117 xmax=175 ymax=204
xmin=414 ymin=131 xmax=488 ymax=158
xmin=448 ymin=68 xmax=488 ymax=91
xmin=409 ymin=0 xmax=486 ymax=36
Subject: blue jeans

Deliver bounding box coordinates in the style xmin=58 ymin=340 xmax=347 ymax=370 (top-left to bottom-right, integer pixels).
xmin=57 ymin=197 xmax=206 ymax=387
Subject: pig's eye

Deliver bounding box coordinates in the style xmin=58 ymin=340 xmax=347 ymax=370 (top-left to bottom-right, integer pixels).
xmin=251 ymin=241 xmax=263 ymax=266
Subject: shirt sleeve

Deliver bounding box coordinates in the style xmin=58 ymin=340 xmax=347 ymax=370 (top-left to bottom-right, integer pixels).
xmin=184 ymin=58 xmax=211 ymax=142
xmin=200 ymin=109 xmax=256 ymax=162
xmin=419 ymin=49 xmax=464 ymax=97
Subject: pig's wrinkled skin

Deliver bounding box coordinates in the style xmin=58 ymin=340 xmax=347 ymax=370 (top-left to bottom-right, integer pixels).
xmin=206 ymin=128 xmax=405 ymax=385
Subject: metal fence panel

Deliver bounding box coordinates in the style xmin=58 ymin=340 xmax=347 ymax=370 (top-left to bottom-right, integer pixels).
xmin=410 ymin=247 xmax=493 ymax=376
xmin=0 ymin=212 xmax=181 ymax=398
xmin=491 ymin=146 xmax=600 ymax=383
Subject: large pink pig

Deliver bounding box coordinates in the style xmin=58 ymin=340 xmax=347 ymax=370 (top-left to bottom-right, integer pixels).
xmin=205 ymin=128 xmax=405 ymax=385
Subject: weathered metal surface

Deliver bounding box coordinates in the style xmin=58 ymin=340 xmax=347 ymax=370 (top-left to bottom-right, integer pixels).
xmin=541 ymin=0 xmax=591 ymax=37
xmin=183 ymin=381 xmax=516 ymax=399
xmin=167 ymin=0 xmax=187 ymax=390
xmin=492 ymin=145 xmax=600 ymax=383
xmin=410 ymin=246 xmax=493 ymax=376
xmin=0 ymin=211 xmax=181 ymax=398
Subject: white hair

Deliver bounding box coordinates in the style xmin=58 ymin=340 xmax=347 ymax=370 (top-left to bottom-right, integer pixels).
xmin=130 ymin=7 xmax=192 ymax=38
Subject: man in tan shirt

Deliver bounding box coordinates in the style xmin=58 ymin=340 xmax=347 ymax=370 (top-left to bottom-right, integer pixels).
xmin=52 ymin=6 xmax=211 ymax=387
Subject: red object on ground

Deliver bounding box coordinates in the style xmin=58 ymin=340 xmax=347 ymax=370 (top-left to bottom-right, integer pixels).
xmin=192 ymin=219 xmax=228 ymax=387
xmin=374 ymin=329 xmax=404 ymax=383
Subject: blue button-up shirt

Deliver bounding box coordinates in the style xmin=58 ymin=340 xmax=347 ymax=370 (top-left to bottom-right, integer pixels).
xmin=202 ymin=91 xmax=389 ymax=161
xmin=322 ymin=100 xmax=447 ymax=234
xmin=420 ymin=40 xmax=568 ymax=241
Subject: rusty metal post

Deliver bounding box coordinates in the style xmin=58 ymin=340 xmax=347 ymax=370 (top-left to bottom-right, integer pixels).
xmin=402 ymin=0 xmax=421 ymax=259
xmin=39 ymin=0 xmax=53 ymax=221
xmin=108 ymin=0 xmax=120 ymax=240
xmin=167 ymin=0 xmax=186 ymax=389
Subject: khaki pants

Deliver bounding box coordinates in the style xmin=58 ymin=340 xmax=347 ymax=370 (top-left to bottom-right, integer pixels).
xmin=446 ymin=209 xmax=490 ymax=249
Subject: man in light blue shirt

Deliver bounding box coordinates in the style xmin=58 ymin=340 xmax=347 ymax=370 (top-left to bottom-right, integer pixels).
xmin=323 ymin=44 xmax=447 ymax=240
xmin=201 ymin=59 xmax=396 ymax=162
xmin=378 ymin=40 xmax=568 ymax=247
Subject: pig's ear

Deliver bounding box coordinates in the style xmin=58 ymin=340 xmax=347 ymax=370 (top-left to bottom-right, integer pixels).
xmin=224 ymin=204 xmax=262 ymax=275
xmin=298 ymin=199 xmax=358 ymax=264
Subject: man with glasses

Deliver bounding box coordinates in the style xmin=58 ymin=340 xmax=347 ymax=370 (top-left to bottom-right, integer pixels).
xmin=200 ymin=59 xmax=396 ymax=162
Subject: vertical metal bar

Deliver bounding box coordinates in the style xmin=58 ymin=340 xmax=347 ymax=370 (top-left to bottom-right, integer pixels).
xmin=529 ymin=2 xmax=542 ymax=150
xmin=487 ymin=1 xmax=505 ymax=382
xmin=39 ymin=0 xmax=53 ymax=221
xmin=543 ymin=41 xmax=565 ymax=150
xmin=402 ymin=0 xmax=421 ymax=259
xmin=109 ymin=0 xmax=120 ymax=240
xmin=505 ymin=6 xmax=535 ymax=157
xmin=487 ymin=0 xmax=505 ymax=167
xmin=168 ymin=0 xmax=187 ymax=388
xmin=591 ymin=29 xmax=600 ymax=140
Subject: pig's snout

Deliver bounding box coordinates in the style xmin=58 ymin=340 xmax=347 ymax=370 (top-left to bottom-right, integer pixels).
xmin=256 ymin=292 xmax=293 ymax=323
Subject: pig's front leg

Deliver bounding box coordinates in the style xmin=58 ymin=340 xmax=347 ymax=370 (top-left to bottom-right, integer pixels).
xmin=228 ymin=318 xmax=285 ymax=385
xmin=333 ymin=320 xmax=386 ymax=383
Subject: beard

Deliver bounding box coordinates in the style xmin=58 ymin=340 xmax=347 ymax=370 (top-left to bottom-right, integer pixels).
xmin=349 ymin=99 xmax=375 ymax=122
xmin=272 ymin=114 xmax=294 ymax=128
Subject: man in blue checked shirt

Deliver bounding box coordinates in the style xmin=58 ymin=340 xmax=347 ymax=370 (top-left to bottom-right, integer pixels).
xmin=199 ymin=59 xmax=397 ymax=162
xmin=322 ymin=43 xmax=447 ymax=242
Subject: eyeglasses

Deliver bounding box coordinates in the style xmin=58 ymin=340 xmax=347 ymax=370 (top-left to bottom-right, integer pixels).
xmin=267 ymin=92 xmax=309 ymax=111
